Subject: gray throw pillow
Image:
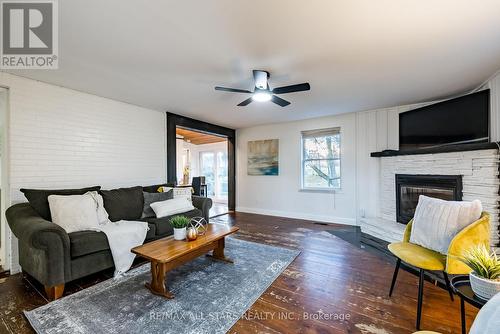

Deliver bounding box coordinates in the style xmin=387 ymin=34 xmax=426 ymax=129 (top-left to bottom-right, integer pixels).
xmin=99 ymin=186 xmax=144 ymax=222
xmin=142 ymin=191 xmax=173 ymax=218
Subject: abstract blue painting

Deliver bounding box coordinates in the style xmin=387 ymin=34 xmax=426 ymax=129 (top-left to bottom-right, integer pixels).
xmin=247 ymin=139 xmax=279 ymax=175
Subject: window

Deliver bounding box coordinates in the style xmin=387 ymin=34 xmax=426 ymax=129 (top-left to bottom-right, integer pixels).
xmin=301 ymin=127 xmax=341 ymax=190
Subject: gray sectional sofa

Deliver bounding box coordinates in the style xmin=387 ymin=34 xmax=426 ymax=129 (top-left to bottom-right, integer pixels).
xmin=6 ymin=184 xmax=212 ymax=300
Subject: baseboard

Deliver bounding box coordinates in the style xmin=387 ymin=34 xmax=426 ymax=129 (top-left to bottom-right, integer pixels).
xmin=235 ymin=206 xmax=357 ymax=225
xmin=9 ymin=263 xmax=21 ymax=275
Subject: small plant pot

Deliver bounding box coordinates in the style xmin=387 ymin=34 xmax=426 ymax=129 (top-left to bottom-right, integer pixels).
xmin=469 ymin=271 xmax=500 ymax=301
xmin=173 ymin=227 xmax=187 ymax=241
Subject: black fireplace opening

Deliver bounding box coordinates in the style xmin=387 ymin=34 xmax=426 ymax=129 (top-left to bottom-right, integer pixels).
xmin=396 ymin=174 xmax=463 ymax=224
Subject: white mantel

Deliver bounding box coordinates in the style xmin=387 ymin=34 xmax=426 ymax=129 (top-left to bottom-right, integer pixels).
xmin=360 ymin=149 xmax=500 ymax=251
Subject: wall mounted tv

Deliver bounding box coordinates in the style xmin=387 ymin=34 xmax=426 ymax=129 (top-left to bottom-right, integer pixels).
xmin=399 ymin=89 xmax=490 ymax=150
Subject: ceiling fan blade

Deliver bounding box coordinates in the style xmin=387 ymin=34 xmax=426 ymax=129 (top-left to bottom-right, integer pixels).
xmin=272 ymin=83 xmax=310 ymax=94
xmin=237 ymin=97 xmax=253 ymax=106
xmin=271 ymin=95 xmax=291 ymax=107
xmin=215 ymin=86 xmax=252 ymax=93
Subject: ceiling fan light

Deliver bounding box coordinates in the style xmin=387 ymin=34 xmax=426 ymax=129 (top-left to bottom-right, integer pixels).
xmin=252 ymin=91 xmax=272 ymax=102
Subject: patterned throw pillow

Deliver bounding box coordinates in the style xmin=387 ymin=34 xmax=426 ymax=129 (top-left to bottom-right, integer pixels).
xmin=158 ymin=186 xmax=192 ymax=201
xmin=173 ymin=187 xmax=193 ymax=201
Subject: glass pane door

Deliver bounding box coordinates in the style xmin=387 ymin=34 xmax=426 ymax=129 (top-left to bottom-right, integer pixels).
xmin=200 ymin=149 xmax=228 ymax=203
xmin=217 ymin=151 xmax=228 ymax=200
xmin=200 ymin=152 xmax=215 ymax=197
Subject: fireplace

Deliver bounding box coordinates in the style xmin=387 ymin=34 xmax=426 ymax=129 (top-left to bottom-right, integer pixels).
xmin=396 ymin=174 xmax=463 ymax=224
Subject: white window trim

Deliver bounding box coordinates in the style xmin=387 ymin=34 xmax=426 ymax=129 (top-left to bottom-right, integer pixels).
xmin=300 ymin=127 xmax=341 ymax=191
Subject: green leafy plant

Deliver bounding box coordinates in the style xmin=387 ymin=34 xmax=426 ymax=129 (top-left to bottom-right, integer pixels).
xmin=460 ymin=245 xmax=500 ymax=280
xmin=169 ymin=216 xmax=190 ymax=229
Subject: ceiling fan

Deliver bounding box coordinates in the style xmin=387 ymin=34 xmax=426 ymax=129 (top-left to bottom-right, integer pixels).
xmin=214 ymin=70 xmax=310 ymax=107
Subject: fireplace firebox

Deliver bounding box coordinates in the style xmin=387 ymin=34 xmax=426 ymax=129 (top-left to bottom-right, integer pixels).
xmin=396 ymin=174 xmax=463 ymax=224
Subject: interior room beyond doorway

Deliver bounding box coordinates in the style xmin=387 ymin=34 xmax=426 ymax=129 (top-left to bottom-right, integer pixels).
xmin=176 ymin=127 xmax=229 ymax=217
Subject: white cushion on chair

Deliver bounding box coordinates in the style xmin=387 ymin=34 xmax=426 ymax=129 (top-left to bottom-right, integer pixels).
xmin=410 ymin=195 xmax=482 ymax=254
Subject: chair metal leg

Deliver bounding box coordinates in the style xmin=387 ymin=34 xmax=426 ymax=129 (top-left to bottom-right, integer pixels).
xmin=416 ymin=269 xmax=425 ymax=330
xmin=443 ymin=271 xmax=454 ymax=301
xmin=389 ymin=258 xmax=401 ymax=297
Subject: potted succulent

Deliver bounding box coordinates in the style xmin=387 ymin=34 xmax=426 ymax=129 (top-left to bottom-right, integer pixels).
xmin=170 ymin=216 xmax=190 ymax=241
xmin=460 ymin=245 xmax=500 ymax=301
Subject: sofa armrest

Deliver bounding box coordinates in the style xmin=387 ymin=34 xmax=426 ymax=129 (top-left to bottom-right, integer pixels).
xmin=446 ymin=212 xmax=490 ymax=275
xmin=6 ymin=203 xmax=71 ymax=286
xmin=191 ymin=196 xmax=213 ymax=222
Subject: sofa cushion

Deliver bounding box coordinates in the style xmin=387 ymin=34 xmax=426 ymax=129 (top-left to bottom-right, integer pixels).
xmin=100 ymin=186 xmax=143 ymax=222
xmin=142 ymin=191 xmax=173 ymax=218
xmin=145 ymin=223 xmax=156 ymax=241
xmin=69 ymin=231 xmax=110 ymax=258
xmin=20 ymin=186 xmax=101 ymax=221
xmin=69 ymin=224 xmax=156 ymax=258
xmin=141 ymin=208 xmax=202 ymax=236
xmin=70 ymin=250 xmax=115 ymax=281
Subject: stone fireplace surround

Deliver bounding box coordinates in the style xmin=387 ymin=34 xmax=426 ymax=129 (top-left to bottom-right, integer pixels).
xmin=360 ymin=148 xmax=500 ymax=252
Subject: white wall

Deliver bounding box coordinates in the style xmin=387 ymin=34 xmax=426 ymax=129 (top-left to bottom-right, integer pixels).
xmin=0 ymin=87 xmax=7 ymax=269
xmin=237 ymin=71 xmax=500 ymax=227
xmin=355 ymin=72 xmax=500 ymax=222
xmin=236 ymin=112 xmax=357 ymax=224
xmin=0 ymin=73 xmax=167 ymax=271
xmin=355 ymin=102 xmax=429 ymax=220
xmin=236 ymin=104 xmax=427 ymax=224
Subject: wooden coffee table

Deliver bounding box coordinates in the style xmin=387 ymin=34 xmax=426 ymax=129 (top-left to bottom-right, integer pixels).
xmin=131 ymin=224 xmax=239 ymax=299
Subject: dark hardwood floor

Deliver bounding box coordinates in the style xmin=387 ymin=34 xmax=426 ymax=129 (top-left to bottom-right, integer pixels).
xmin=0 ymin=212 xmax=477 ymax=333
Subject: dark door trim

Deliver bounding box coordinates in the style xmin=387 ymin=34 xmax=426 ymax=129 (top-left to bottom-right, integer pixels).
xmin=166 ymin=112 xmax=236 ymax=210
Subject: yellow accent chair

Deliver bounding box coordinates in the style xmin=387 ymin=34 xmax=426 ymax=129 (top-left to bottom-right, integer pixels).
xmin=388 ymin=212 xmax=490 ymax=330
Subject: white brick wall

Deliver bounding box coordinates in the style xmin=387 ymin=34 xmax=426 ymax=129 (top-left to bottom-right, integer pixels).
xmin=0 ymin=73 xmax=167 ymax=271
xmin=379 ymin=149 xmax=500 ymax=248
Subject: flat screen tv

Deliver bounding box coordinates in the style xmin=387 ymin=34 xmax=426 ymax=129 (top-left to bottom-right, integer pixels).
xmin=399 ymin=89 xmax=490 ymax=150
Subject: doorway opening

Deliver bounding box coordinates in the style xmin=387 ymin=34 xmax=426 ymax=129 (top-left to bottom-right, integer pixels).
xmin=167 ymin=112 xmax=235 ymax=218
xmin=176 ymin=127 xmax=229 ymax=217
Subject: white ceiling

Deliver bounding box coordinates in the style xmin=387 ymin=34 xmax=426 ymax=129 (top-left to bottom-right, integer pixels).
xmin=7 ymin=0 xmax=500 ymax=128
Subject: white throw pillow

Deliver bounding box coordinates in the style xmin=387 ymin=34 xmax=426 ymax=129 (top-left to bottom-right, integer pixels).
xmin=48 ymin=193 xmax=105 ymax=233
xmin=150 ymin=197 xmax=195 ymax=218
xmin=410 ymin=195 xmax=482 ymax=254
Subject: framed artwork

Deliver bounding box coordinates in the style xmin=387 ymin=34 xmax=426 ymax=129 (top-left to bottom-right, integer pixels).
xmin=247 ymin=139 xmax=279 ymax=175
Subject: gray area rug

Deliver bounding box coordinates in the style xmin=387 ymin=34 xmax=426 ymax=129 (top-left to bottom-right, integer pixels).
xmin=25 ymin=237 xmax=300 ymax=334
